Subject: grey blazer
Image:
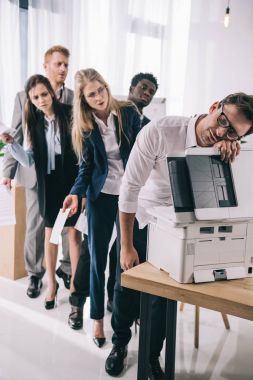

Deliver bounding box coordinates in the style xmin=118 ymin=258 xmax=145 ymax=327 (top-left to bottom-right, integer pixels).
xmin=2 ymin=87 xmax=74 ymax=188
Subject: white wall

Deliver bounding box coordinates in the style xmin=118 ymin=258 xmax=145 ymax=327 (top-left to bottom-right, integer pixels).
xmin=2 ymin=0 xmax=253 ymax=122
xmin=182 ymin=0 xmax=253 ymax=116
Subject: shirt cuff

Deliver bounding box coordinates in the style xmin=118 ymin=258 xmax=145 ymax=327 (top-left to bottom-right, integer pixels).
xmin=6 ymin=141 xmax=16 ymax=151
xmin=118 ymin=199 xmax=138 ymax=213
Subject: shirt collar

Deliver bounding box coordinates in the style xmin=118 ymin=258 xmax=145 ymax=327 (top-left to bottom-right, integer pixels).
xmin=44 ymin=115 xmax=55 ymax=126
xmin=185 ymin=114 xmax=201 ymax=149
xmin=92 ymin=110 xmax=117 ymax=124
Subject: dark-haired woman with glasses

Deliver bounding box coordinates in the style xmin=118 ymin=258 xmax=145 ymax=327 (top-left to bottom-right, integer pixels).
xmin=63 ymin=68 xmax=141 ymax=347
xmin=0 ymin=74 xmax=81 ymax=310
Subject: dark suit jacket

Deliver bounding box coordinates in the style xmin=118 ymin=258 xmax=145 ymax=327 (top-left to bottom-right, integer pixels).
xmin=141 ymin=115 xmax=151 ymax=128
xmin=32 ymin=103 xmax=78 ymax=217
xmin=70 ymin=105 xmax=141 ymax=200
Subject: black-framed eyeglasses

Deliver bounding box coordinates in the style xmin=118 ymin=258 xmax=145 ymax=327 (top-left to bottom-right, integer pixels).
xmin=217 ymin=102 xmax=241 ymax=140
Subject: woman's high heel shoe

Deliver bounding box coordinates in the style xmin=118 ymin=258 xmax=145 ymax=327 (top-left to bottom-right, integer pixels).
xmin=44 ymin=282 xmax=59 ymax=310
xmin=93 ymin=319 xmax=106 ymax=348
xmin=93 ymin=337 xmax=106 ymax=348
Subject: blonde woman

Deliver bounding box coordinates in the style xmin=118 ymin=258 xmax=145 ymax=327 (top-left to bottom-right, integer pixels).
xmin=63 ymin=68 xmax=141 ymax=347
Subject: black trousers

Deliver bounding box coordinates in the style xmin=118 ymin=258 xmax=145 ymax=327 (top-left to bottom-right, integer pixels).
xmin=107 ymin=239 xmax=117 ymax=301
xmin=70 ymin=235 xmax=90 ymax=307
xmin=111 ymin=220 xmax=167 ymax=360
xmin=70 ymin=234 xmax=117 ymax=308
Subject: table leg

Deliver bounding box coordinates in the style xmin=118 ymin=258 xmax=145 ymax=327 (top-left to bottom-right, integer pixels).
xmin=165 ymin=299 xmax=178 ymax=380
xmin=137 ymin=292 xmax=152 ymax=380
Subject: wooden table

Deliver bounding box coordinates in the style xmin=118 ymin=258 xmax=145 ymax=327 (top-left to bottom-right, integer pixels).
xmin=121 ymin=262 xmax=253 ymax=380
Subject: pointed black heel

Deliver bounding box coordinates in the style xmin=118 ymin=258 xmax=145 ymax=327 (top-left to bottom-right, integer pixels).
xmin=44 ymin=282 xmax=59 ymax=310
xmin=93 ymin=319 xmax=106 ymax=347
xmin=93 ymin=337 xmax=106 ymax=348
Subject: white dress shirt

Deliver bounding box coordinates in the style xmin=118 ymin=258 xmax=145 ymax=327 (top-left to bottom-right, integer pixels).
xmin=93 ymin=111 xmax=124 ymax=195
xmin=119 ymin=115 xmax=199 ymax=228
xmin=56 ymin=85 xmax=64 ymax=102
xmin=44 ymin=116 xmax=61 ymax=174
xmin=7 ymin=116 xmax=61 ymax=174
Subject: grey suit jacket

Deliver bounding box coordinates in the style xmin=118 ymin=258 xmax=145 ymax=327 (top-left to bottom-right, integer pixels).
xmin=2 ymin=87 xmax=74 ymax=188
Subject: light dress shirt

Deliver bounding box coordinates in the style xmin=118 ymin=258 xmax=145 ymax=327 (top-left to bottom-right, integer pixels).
xmin=118 ymin=115 xmax=199 ymax=228
xmin=93 ymin=111 xmax=124 ymax=195
xmin=7 ymin=116 xmax=61 ymax=175
xmin=56 ymin=85 xmax=64 ymax=101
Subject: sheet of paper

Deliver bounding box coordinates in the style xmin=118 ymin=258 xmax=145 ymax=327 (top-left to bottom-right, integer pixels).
xmin=50 ymin=208 xmax=71 ymax=245
xmin=0 ymin=185 xmax=16 ymax=225
xmin=109 ymin=224 xmax=116 ymax=252
xmin=74 ymin=210 xmax=88 ymax=234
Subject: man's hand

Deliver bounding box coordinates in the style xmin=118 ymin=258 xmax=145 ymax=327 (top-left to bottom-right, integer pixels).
xmin=119 ymin=211 xmax=138 ymax=271
xmin=0 ymin=133 xmax=14 ymax=144
xmin=214 ymin=140 xmax=240 ymax=162
xmin=120 ymin=245 xmax=140 ymax=271
xmin=63 ymin=194 xmax=79 ymax=217
xmin=1 ymin=177 xmax=12 ymax=190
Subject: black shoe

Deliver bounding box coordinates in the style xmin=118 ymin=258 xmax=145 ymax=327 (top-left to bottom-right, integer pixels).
xmin=56 ymin=267 xmax=71 ymax=289
xmin=68 ymin=306 xmax=83 ymax=330
xmin=44 ymin=282 xmax=59 ymax=310
xmin=93 ymin=337 xmax=106 ymax=348
xmin=105 ymin=345 xmax=128 ymax=376
xmin=27 ymin=276 xmax=43 ymax=298
xmin=148 ymin=358 xmax=165 ymax=380
xmin=107 ymin=299 xmax=113 ymax=312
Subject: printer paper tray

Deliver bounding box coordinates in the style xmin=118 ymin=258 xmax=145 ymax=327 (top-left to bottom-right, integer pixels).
xmin=194 ymin=266 xmax=247 ymax=283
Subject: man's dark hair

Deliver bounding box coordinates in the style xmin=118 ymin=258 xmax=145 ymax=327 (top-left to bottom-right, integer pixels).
xmin=221 ymin=92 xmax=253 ymax=136
xmin=130 ymin=72 xmax=158 ymax=90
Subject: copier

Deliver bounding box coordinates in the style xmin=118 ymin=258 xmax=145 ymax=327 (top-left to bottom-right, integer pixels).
xmin=147 ymin=142 xmax=253 ymax=283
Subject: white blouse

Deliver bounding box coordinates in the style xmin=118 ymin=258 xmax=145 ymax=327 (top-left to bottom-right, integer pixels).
xmin=7 ymin=115 xmax=61 ymax=174
xmin=93 ymin=111 xmax=124 ymax=195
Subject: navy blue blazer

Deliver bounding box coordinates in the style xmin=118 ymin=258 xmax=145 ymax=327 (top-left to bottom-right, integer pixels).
xmin=70 ymin=104 xmax=141 ymax=200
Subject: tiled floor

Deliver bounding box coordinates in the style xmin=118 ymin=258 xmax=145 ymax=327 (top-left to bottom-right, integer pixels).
xmin=0 ymin=275 xmax=252 ymax=380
